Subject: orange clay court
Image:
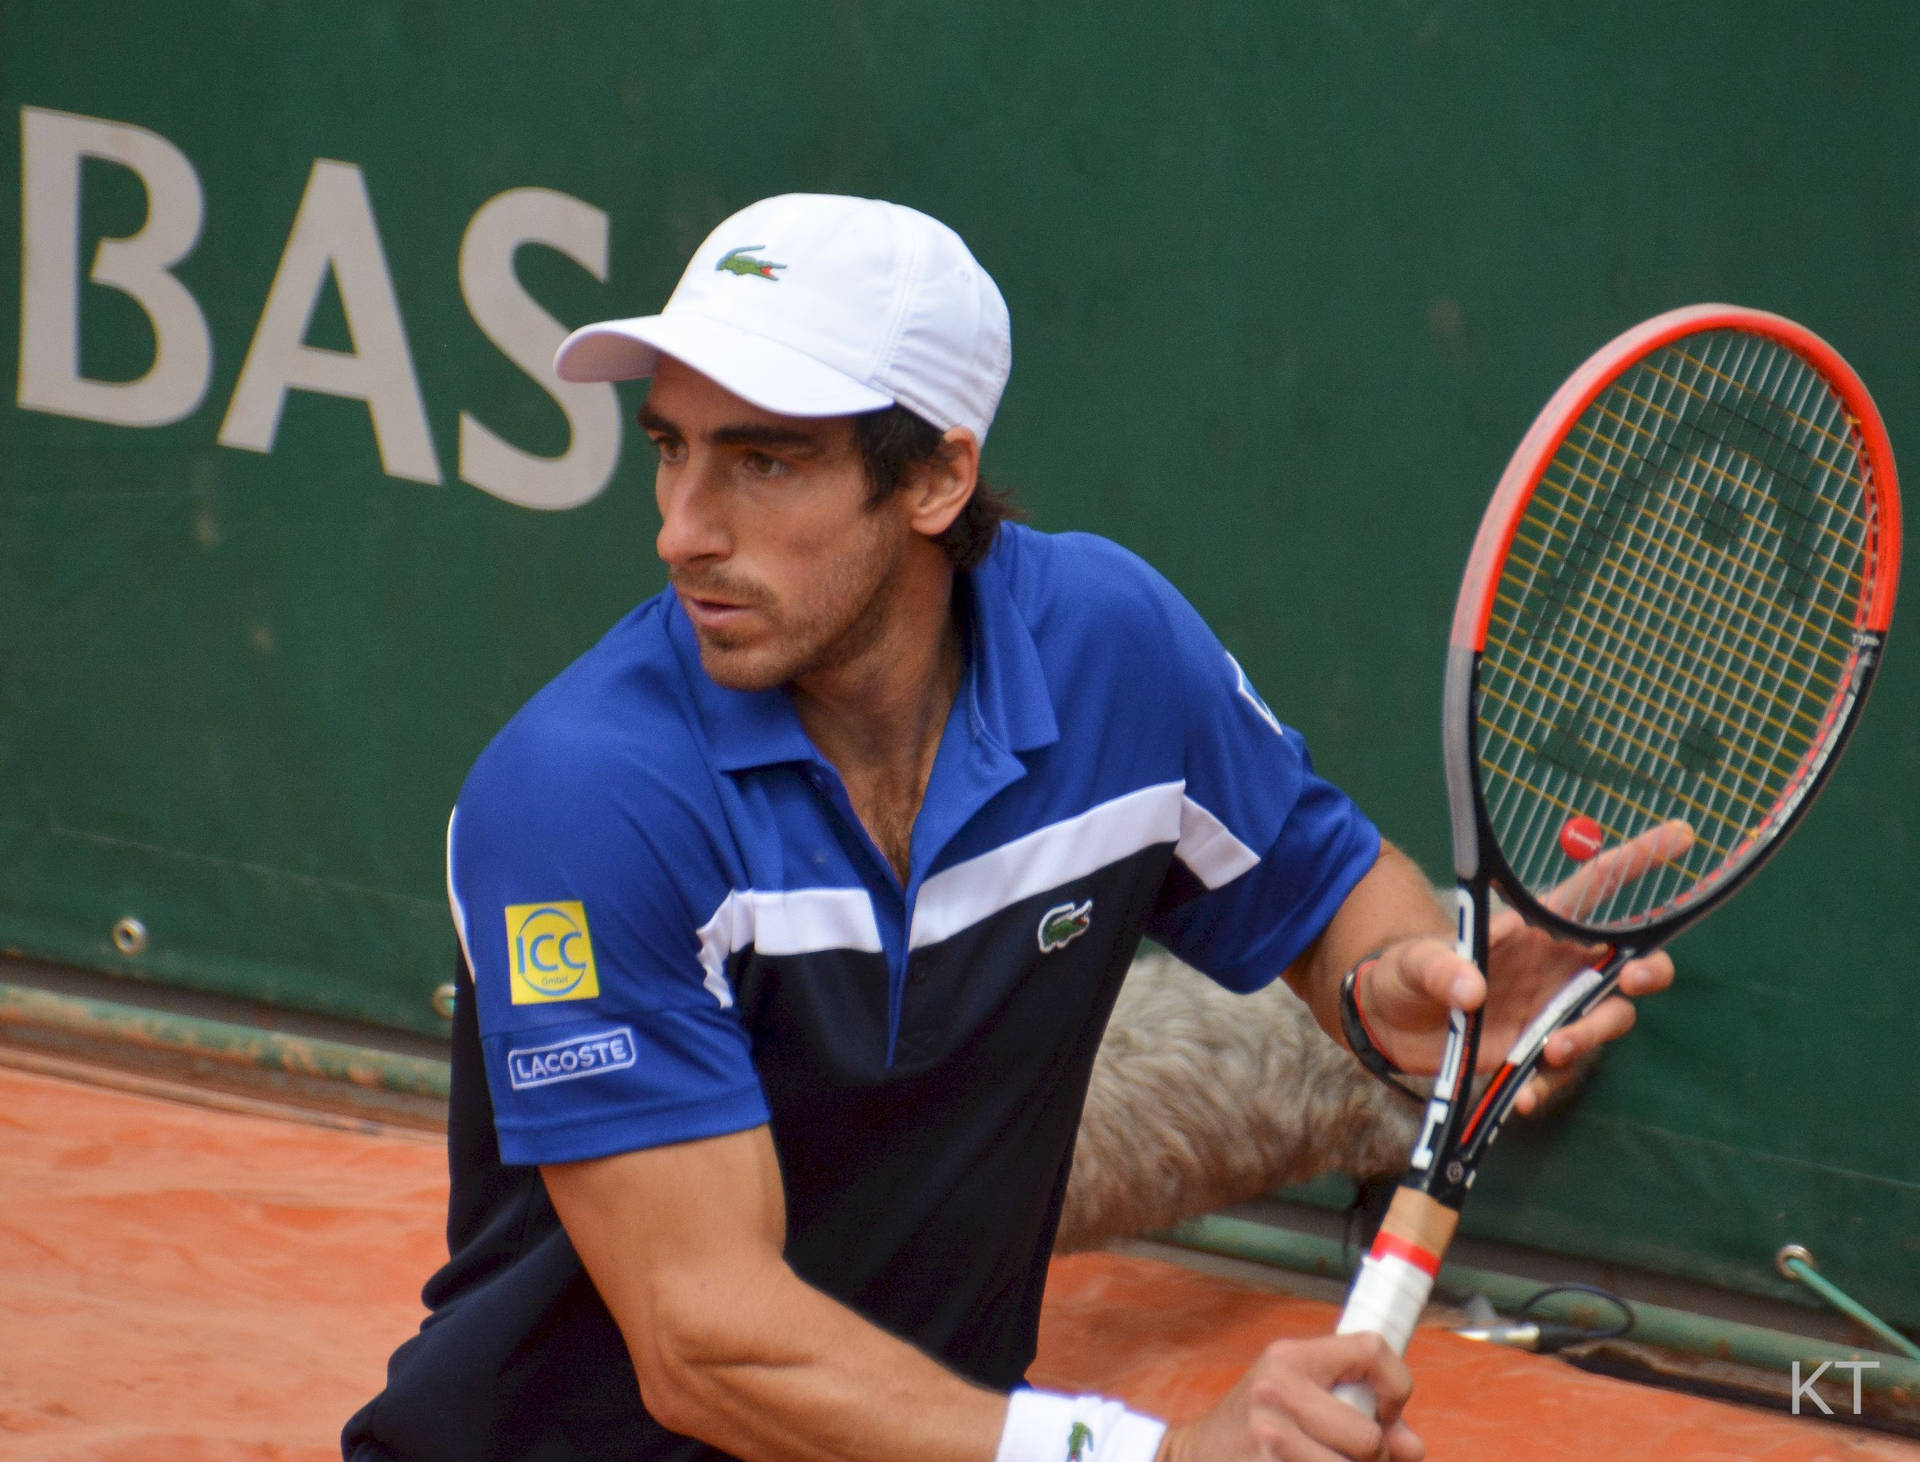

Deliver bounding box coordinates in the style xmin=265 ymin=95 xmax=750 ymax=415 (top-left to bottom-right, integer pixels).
xmin=1 ymin=1062 xmax=1913 ymax=1462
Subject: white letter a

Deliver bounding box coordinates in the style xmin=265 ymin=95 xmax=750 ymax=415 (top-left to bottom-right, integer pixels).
xmin=219 ymin=159 xmax=440 ymax=483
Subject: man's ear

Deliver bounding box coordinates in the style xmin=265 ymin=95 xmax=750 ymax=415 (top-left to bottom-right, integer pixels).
xmin=904 ymin=427 xmax=980 ymax=538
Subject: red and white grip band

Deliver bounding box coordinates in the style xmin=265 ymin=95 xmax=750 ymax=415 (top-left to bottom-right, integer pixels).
xmin=1330 ymin=1240 xmax=1440 ymax=1417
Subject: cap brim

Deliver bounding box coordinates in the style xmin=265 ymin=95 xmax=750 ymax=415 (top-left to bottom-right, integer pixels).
xmin=552 ymin=312 xmax=894 ymax=419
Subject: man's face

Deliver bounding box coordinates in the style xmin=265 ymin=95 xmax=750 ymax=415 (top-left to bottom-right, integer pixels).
xmin=641 ymin=357 xmax=909 ymax=692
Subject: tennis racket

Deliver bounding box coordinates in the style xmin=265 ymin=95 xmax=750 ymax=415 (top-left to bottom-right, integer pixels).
xmin=1333 ymin=303 xmax=1902 ymax=1414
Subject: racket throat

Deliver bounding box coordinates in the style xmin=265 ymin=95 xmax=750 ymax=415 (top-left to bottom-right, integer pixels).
xmin=1403 ymin=882 xmax=1488 ymax=1204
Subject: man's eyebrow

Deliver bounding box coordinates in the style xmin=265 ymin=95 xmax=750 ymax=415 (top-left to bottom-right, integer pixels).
xmin=635 ymin=404 xmax=680 ymax=437
xmin=710 ymin=423 xmax=823 ymax=451
xmin=637 ymin=404 xmax=827 ymax=453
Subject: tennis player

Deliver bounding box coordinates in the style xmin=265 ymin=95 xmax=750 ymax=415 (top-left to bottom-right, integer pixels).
xmin=343 ymin=194 xmax=1674 ymax=1462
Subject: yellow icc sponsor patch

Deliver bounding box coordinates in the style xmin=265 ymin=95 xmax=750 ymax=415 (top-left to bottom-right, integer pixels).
xmin=505 ymin=901 xmax=600 ymax=1004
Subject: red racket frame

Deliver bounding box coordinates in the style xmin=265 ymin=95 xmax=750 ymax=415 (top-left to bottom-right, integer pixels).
xmin=1453 ymin=304 xmax=1901 ymax=653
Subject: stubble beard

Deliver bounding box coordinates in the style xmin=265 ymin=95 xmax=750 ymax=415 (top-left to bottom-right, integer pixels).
xmin=684 ymin=524 xmax=904 ymax=694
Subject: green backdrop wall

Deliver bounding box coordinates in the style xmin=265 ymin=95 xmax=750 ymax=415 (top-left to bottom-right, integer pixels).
xmin=5 ymin=3 xmax=1916 ymax=1326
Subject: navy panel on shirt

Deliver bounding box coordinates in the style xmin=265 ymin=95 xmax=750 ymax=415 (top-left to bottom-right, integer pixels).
xmin=345 ymin=524 xmax=1380 ymax=1462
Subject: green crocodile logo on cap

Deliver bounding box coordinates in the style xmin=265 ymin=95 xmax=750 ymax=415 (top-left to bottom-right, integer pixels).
xmin=1038 ymin=899 xmax=1093 ymax=953
xmin=716 ymin=245 xmax=785 ymax=280
xmin=1067 ymin=1422 xmax=1095 ymax=1461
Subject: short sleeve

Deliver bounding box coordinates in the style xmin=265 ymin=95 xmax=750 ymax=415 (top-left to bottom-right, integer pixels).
xmin=1140 ymin=584 xmax=1381 ymax=990
xmin=449 ymin=719 xmax=767 ymax=1166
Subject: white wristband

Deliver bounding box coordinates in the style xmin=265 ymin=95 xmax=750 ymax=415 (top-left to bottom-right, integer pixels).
xmin=995 ymin=1388 xmax=1166 ymax=1462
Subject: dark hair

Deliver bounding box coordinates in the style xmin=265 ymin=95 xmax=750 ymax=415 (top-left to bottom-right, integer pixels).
xmin=852 ymin=405 xmax=1024 ymax=570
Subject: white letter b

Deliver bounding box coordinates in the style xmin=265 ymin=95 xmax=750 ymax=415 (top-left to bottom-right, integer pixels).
xmin=18 ymin=106 xmax=212 ymax=427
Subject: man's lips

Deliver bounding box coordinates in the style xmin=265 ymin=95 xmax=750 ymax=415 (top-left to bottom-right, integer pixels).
xmin=675 ymin=585 xmax=760 ymax=630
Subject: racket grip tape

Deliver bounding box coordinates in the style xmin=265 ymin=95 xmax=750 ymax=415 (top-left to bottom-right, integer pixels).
xmin=1331 ymin=1189 xmax=1459 ymax=1417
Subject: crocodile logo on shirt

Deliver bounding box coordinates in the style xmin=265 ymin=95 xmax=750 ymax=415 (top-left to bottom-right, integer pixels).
xmin=1067 ymin=1421 xmax=1095 ymax=1461
xmin=1038 ymin=899 xmax=1093 ymax=953
xmin=715 ymin=245 xmax=785 ymax=280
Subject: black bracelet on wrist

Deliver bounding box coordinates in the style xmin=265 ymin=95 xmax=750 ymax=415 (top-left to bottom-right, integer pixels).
xmin=1338 ymin=953 xmax=1426 ymax=1104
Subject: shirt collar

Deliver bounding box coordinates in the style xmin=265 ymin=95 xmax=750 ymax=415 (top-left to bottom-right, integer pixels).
xmin=670 ymin=531 xmax=1059 ymax=775
xmin=957 ymin=533 xmax=1059 ymax=758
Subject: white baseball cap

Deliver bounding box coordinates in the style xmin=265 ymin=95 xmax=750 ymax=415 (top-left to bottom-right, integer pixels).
xmin=553 ymin=194 xmax=1012 ymax=444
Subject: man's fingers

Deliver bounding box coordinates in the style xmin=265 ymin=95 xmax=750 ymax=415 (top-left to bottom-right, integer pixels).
xmin=1544 ymin=818 xmax=1694 ymax=921
xmin=1516 ymin=1056 xmax=1590 ymax=1115
xmin=1618 ymin=950 xmax=1675 ymax=996
xmin=1319 ymin=1335 xmax=1419 ymax=1458
xmin=1543 ymin=994 xmax=1636 ymax=1065
xmin=1395 ymin=939 xmax=1483 ymax=1013
xmin=1486 ymin=822 xmax=1686 ymax=1124
xmin=1285 ymin=1394 xmax=1388 ymax=1462
xmin=1220 ymin=1334 xmax=1424 ymax=1462
xmin=1238 ymin=1339 xmax=1380 ymax=1461
xmin=1515 ymin=993 xmax=1641 ymax=1114
xmin=1385 ymin=1419 xmax=1427 ymax=1462
xmin=1312 ymin=1331 xmax=1415 ymax=1418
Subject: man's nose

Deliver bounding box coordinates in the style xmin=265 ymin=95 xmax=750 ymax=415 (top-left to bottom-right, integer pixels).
xmin=655 ymin=465 xmax=731 ymax=568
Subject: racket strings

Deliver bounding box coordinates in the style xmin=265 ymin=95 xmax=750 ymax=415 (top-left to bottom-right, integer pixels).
xmin=1477 ymin=329 xmax=1875 ymax=930
xmin=1510 ymin=337 xmax=1859 ymax=918
xmin=1497 ymin=335 xmax=1864 ymax=919
xmin=1486 ymin=362 xmax=1850 ymax=820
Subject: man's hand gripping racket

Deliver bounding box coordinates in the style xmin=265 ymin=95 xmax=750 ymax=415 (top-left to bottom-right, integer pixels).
xmin=1334 ymin=304 xmax=1903 ymax=1416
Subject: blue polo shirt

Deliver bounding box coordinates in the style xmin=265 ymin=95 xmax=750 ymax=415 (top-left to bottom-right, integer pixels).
xmin=346 ymin=524 xmax=1379 ymax=1462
